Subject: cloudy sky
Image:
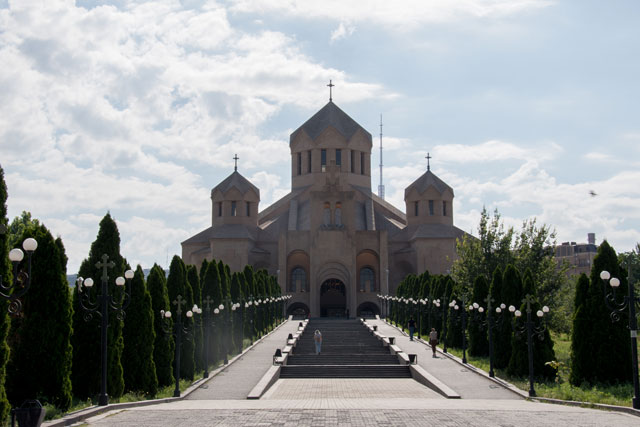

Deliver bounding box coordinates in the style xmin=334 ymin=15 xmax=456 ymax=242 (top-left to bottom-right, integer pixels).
xmin=1 ymin=0 xmax=639 ymax=273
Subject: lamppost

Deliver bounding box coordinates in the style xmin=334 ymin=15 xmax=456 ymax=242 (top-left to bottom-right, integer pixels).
xmin=469 ymin=295 xmax=506 ymax=377
xmin=160 ymin=295 xmax=201 ymax=397
xmin=409 ymin=298 xmax=418 ymax=337
xmin=0 ymin=237 xmax=37 ymax=315
xmin=417 ymin=299 xmax=427 ymax=340
xmin=245 ymin=296 xmax=255 ymax=344
xmin=231 ymin=301 xmax=241 ymax=354
xmin=600 ymin=268 xmax=640 ymax=409
xmin=201 ymin=295 xmax=214 ymax=378
xmin=76 ymin=254 xmax=134 ymax=406
xmin=509 ymin=294 xmax=549 ymax=397
xmin=449 ymin=299 xmax=469 ymax=362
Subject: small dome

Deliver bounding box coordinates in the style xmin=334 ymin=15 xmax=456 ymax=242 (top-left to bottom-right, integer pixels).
xmin=404 ymin=169 xmax=453 ymax=199
xmin=211 ymin=171 xmax=259 ymax=198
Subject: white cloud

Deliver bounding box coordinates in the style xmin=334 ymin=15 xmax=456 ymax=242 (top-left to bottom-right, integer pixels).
xmin=230 ymin=0 xmax=553 ymax=31
xmin=330 ymin=22 xmax=355 ymax=42
xmin=0 ymin=1 xmax=393 ymax=271
xmin=432 ymin=140 xmax=563 ymax=164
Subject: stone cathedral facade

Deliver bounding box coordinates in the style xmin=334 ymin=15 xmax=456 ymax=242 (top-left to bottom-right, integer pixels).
xmin=182 ymin=101 xmax=467 ymax=317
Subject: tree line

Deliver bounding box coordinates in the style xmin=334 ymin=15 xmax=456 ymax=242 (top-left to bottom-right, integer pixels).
xmin=392 ymin=208 xmax=636 ymax=386
xmin=0 ymin=165 xmax=283 ymax=422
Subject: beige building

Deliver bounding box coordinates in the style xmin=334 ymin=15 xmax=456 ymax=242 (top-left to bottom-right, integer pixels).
xmin=554 ymin=233 xmax=598 ymax=277
xmin=182 ymin=101 xmax=467 ymax=317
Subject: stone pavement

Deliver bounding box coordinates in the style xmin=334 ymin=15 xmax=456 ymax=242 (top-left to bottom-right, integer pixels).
xmin=76 ymin=317 xmax=640 ymax=426
xmin=263 ymin=378 xmax=443 ymax=399
xmin=186 ymin=320 xmax=302 ymax=400
xmin=84 ymin=398 xmax=640 ymax=426
xmin=367 ymin=318 xmax=522 ymax=399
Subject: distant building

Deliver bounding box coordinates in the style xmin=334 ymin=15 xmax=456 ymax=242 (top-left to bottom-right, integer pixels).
xmin=182 ymin=100 xmax=468 ymax=317
xmin=554 ymin=233 xmax=598 ymax=277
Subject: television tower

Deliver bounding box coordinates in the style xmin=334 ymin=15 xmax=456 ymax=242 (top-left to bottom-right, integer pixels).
xmin=377 ymin=114 xmax=385 ymax=199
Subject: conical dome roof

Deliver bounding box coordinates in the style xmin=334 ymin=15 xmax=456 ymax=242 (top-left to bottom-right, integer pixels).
xmin=290 ymin=101 xmax=371 ymax=142
xmin=211 ymin=171 xmax=259 ymax=197
xmin=404 ymin=169 xmax=453 ymax=198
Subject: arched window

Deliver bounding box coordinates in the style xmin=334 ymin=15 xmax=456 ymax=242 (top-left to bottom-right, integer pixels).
xmin=323 ymin=202 xmax=331 ymax=226
xmin=360 ymin=267 xmax=375 ymax=292
xmin=291 ymin=267 xmax=306 ymax=292
xmin=335 ymin=202 xmax=342 ymax=227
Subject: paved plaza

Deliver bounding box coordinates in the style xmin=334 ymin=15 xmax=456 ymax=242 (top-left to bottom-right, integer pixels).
xmin=72 ymin=319 xmax=639 ymax=426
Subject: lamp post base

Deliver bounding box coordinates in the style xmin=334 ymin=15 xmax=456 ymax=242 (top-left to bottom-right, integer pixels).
xmin=98 ymin=394 xmax=109 ymax=406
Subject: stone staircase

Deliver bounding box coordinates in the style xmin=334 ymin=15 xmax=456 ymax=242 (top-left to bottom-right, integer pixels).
xmin=280 ymin=319 xmax=411 ymax=378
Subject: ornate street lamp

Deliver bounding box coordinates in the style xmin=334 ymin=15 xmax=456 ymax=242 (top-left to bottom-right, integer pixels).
xmin=600 ymin=268 xmax=640 ymax=409
xmin=77 ymin=254 xmax=134 ymax=406
xmin=509 ymin=294 xmax=549 ymax=397
xmin=0 ymin=237 xmax=37 ymax=315
xmin=469 ymin=295 xmax=506 ymax=377
xmin=160 ymin=296 xmax=200 ymax=397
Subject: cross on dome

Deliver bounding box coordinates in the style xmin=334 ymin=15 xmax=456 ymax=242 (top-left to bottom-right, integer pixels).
xmin=426 ymin=152 xmax=432 ymax=171
xmin=327 ymin=80 xmax=334 ymax=102
xmin=233 ymin=154 xmax=239 ymax=172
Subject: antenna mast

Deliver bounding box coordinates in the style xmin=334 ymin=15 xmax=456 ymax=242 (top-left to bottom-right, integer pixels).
xmin=378 ymin=114 xmax=385 ymax=199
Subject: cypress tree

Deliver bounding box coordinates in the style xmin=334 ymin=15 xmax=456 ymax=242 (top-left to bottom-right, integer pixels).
xmin=186 ymin=265 xmax=204 ymax=372
xmin=166 ymin=255 xmax=195 ymax=381
xmin=507 ymin=269 xmax=556 ymax=380
xmin=0 ymin=165 xmax=12 ymax=422
xmin=494 ymin=264 xmax=522 ymax=369
xmin=182 ymin=269 xmax=195 ymax=380
xmin=202 ymin=260 xmax=223 ymax=365
xmin=6 ymin=226 xmax=73 ymax=410
xmin=72 ymin=213 xmax=126 ymax=399
xmin=122 ymin=265 xmax=158 ymax=396
xmin=489 ymin=266 xmax=508 ymax=368
xmin=569 ymin=273 xmax=590 ymax=385
xmin=147 ymin=264 xmax=173 ymax=387
xmin=468 ymin=275 xmax=489 ymax=356
xmin=585 ymin=241 xmax=631 ymax=383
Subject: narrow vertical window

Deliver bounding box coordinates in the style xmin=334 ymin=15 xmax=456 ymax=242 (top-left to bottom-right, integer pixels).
xmin=360 ymin=152 xmax=365 ymax=175
xmin=321 ymin=149 xmax=327 ymax=172
xmin=414 ymin=201 xmax=419 ymax=216
xmin=429 ymin=200 xmax=434 ymax=216
xmin=308 ymin=150 xmax=312 ymax=173
xmin=336 ymin=149 xmax=341 ymax=166
xmin=218 ymin=202 xmax=222 ymax=217
xmin=443 ymin=201 xmax=447 ymax=216
xmin=246 ymin=201 xmax=251 ymax=217
xmin=351 ymin=150 xmax=355 ymax=173
xmin=231 ymin=201 xmax=237 ymax=217
xmin=297 ymin=152 xmax=301 ymax=175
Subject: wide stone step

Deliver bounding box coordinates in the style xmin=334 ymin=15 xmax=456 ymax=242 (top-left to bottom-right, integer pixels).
xmin=279 ymin=365 xmax=412 ymax=378
xmin=287 ymin=354 xmax=399 ymax=365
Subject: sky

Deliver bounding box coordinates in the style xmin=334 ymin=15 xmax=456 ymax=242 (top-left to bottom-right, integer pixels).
xmin=1 ymin=0 xmax=639 ymax=273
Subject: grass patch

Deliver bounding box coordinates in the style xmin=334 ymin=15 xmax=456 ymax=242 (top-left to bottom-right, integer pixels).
xmin=446 ymin=332 xmax=637 ymax=408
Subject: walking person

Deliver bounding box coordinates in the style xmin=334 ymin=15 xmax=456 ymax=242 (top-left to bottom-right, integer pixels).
xmin=314 ymin=329 xmax=323 ymax=355
xmin=408 ymin=317 xmax=416 ymax=341
xmin=429 ymin=328 xmax=438 ymax=358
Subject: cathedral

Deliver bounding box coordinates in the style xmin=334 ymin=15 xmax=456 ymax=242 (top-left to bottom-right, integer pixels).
xmin=182 ymin=99 xmax=467 ymax=317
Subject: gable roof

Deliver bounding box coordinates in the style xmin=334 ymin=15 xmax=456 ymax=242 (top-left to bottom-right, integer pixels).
xmin=211 ymin=171 xmax=259 ymax=197
xmin=404 ymin=169 xmax=454 ymax=198
xmin=290 ymin=101 xmax=371 ymax=142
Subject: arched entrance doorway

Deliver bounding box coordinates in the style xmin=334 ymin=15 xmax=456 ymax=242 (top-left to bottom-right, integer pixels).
xmin=320 ymin=279 xmax=346 ymax=317
xmin=287 ymin=302 xmax=310 ymax=319
xmin=357 ymin=302 xmax=380 ymax=318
